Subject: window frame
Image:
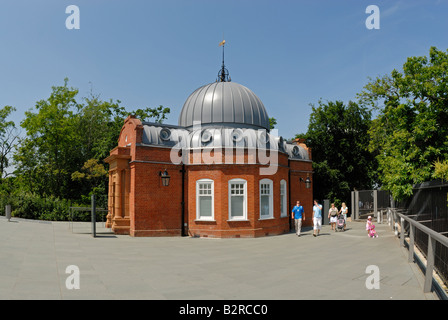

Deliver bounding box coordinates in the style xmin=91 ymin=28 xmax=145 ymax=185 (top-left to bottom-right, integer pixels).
xmin=196 ymin=179 xmax=214 ymax=221
xmin=228 ymin=178 xmax=248 ymax=221
xmin=259 ymin=178 xmax=274 ymax=220
xmin=280 ymin=179 xmax=287 ymax=218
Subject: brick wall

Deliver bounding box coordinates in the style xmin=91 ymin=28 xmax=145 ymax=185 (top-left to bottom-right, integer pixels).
xmin=129 ymin=157 xmax=183 ymax=237
xmin=289 ymin=159 xmax=314 ymax=227
xmin=106 ymin=119 xmax=314 ymax=238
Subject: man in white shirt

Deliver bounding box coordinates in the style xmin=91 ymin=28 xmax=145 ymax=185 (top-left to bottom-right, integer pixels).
xmin=313 ymin=200 xmax=322 ymax=237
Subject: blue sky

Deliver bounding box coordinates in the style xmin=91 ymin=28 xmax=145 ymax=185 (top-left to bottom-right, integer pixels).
xmin=1 ymin=0 xmax=448 ymax=140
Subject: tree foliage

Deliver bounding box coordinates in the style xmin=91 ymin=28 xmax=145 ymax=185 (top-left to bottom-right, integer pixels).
xmin=433 ymin=159 xmax=448 ymax=182
xmin=15 ymin=79 xmax=81 ymax=198
xmin=0 ymin=105 xmax=19 ymax=180
xmin=269 ymin=117 xmax=277 ymax=130
xmin=300 ymin=100 xmax=376 ymax=204
xmin=11 ymin=78 xmax=170 ymax=209
xmin=358 ymin=46 xmax=448 ymax=200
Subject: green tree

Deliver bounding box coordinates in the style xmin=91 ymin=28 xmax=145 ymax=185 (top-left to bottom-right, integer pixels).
xmin=0 ymin=106 xmax=19 ymax=181
xmin=13 ymin=78 xmax=171 ymax=204
xmin=72 ymin=158 xmax=108 ymax=205
xmin=433 ymin=159 xmax=448 ymax=182
xmin=15 ymin=79 xmax=81 ymax=198
xmin=358 ymin=47 xmax=448 ymax=200
xmin=300 ymin=100 xmax=376 ymax=203
xmin=77 ymin=94 xmax=170 ymax=161
xmin=269 ymin=117 xmax=277 ymax=130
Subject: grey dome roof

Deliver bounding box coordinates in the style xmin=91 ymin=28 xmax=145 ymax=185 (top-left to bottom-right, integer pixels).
xmin=178 ymin=82 xmax=270 ymax=130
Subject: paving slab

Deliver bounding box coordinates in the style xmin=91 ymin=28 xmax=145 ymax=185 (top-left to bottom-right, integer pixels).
xmin=0 ymin=216 xmax=439 ymax=300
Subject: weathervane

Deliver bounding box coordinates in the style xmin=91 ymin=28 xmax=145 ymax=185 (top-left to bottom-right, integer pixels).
xmin=217 ymin=38 xmax=231 ymax=82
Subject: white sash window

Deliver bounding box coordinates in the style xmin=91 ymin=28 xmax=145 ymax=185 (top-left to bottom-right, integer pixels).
xmin=196 ymin=179 xmax=214 ymax=220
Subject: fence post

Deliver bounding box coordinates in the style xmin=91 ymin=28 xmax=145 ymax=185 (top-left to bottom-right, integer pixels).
xmin=351 ymin=191 xmax=354 ymax=221
xmin=323 ymin=199 xmax=329 ymax=226
xmin=389 ymin=196 xmax=395 ymax=230
xmin=424 ymin=235 xmax=436 ymax=293
xmin=354 ymin=191 xmax=359 ymax=220
xmin=389 ymin=209 xmax=393 ymax=230
xmin=5 ymin=205 xmax=11 ymax=222
xmin=391 ymin=210 xmax=395 ymax=234
xmin=400 ymin=217 xmax=405 ymax=247
xmin=408 ymin=224 xmax=415 ymax=263
xmin=387 ymin=209 xmax=391 ymax=228
xmin=394 ymin=211 xmax=399 ymax=236
xmin=91 ymin=194 xmax=96 ymax=238
xmin=373 ymin=190 xmax=378 ymax=222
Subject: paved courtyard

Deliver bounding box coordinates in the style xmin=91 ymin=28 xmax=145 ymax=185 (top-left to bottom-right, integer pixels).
xmin=0 ymin=216 xmax=438 ymax=300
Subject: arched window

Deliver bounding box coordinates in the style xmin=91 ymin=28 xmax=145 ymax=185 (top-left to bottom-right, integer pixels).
xmin=196 ymin=179 xmax=214 ymax=220
xmin=260 ymin=179 xmax=273 ymax=219
xmin=228 ymin=179 xmax=247 ymax=220
xmin=280 ymin=179 xmax=287 ymax=217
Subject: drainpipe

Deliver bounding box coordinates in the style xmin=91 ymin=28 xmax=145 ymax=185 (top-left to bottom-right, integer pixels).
xmin=288 ymin=159 xmax=292 ymax=232
xmin=180 ymin=164 xmax=186 ymax=236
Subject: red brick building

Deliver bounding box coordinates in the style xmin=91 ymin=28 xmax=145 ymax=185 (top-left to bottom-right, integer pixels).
xmin=105 ymin=71 xmax=313 ymax=238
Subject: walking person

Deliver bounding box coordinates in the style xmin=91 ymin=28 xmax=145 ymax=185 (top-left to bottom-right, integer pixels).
xmin=328 ymin=203 xmax=338 ymax=231
xmin=313 ymin=200 xmax=322 ymax=237
xmin=291 ymin=200 xmax=305 ymax=237
xmin=339 ymin=202 xmax=348 ymax=231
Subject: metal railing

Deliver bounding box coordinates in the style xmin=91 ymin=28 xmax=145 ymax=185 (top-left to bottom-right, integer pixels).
xmin=69 ymin=195 xmax=110 ymax=237
xmin=352 ymin=189 xmax=392 ymax=221
xmin=387 ymin=207 xmax=448 ymax=298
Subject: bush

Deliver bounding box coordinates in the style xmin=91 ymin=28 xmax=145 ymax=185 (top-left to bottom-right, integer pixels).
xmin=0 ymin=192 xmax=71 ymax=221
xmin=0 ymin=190 xmax=109 ymax=222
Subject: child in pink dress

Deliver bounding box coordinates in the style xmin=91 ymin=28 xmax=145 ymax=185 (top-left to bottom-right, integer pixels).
xmin=366 ymin=216 xmax=378 ymax=238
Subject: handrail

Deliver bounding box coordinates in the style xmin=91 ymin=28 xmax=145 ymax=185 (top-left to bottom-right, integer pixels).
xmin=395 ymin=210 xmax=448 ymax=247
xmin=388 ymin=208 xmax=448 ymax=298
xmin=68 ymin=206 xmax=110 ymax=235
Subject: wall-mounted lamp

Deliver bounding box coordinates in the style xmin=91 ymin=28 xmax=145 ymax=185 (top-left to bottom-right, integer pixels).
xmin=159 ymin=169 xmax=170 ymax=187
xmin=305 ymin=176 xmax=311 ymax=189
xmin=300 ymin=176 xmax=312 ymax=189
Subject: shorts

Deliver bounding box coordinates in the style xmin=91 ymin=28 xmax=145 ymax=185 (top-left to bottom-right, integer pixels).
xmin=313 ymin=217 xmax=322 ymax=230
xmin=330 ymin=216 xmax=337 ymax=223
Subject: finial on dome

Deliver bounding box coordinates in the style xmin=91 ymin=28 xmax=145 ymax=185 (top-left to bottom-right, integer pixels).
xmin=217 ymin=39 xmax=231 ymax=82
